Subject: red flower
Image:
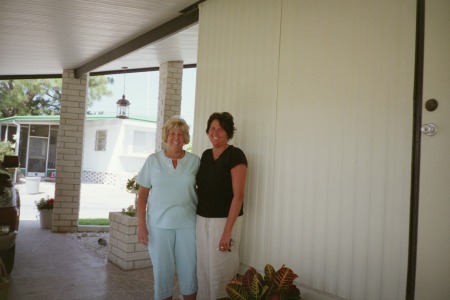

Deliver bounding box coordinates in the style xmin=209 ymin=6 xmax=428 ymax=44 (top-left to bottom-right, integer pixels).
xmin=35 ymin=196 xmax=55 ymax=210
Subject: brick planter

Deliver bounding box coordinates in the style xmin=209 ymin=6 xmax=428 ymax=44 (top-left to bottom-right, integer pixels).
xmin=108 ymin=212 xmax=152 ymax=270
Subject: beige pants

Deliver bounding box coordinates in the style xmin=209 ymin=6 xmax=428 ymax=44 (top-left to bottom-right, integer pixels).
xmin=196 ymin=215 xmax=243 ymax=300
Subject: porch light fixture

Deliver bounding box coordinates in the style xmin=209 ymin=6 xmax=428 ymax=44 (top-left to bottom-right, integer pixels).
xmin=116 ymin=67 xmax=130 ymax=119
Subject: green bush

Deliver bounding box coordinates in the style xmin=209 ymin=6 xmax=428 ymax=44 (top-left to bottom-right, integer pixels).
xmin=0 ymin=141 xmax=15 ymax=161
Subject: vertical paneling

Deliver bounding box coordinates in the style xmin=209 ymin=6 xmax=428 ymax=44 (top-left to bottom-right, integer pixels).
xmin=276 ymin=1 xmax=415 ymax=299
xmin=193 ymin=0 xmax=282 ymax=268
xmin=194 ymin=0 xmax=415 ymax=299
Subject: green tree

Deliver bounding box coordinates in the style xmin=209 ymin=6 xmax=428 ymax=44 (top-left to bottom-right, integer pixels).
xmin=0 ymin=141 xmax=15 ymax=161
xmin=0 ymin=76 xmax=113 ymax=118
xmin=88 ymin=76 xmax=114 ymax=104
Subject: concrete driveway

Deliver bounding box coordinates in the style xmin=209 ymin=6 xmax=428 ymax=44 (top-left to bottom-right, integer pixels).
xmin=16 ymin=179 xmax=136 ymax=220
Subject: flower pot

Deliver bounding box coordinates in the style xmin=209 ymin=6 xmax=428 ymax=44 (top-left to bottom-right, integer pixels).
xmin=108 ymin=212 xmax=151 ymax=270
xmin=39 ymin=209 xmax=53 ymax=229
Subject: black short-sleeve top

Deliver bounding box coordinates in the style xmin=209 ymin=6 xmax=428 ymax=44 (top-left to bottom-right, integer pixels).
xmin=196 ymin=145 xmax=248 ymax=218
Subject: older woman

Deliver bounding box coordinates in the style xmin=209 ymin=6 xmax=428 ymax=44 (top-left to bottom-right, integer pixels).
xmin=136 ymin=116 xmax=200 ymax=300
xmin=196 ymin=112 xmax=248 ymax=299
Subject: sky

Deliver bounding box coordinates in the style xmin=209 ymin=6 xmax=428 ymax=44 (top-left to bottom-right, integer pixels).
xmin=88 ymin=68 xmax=197 ymax=130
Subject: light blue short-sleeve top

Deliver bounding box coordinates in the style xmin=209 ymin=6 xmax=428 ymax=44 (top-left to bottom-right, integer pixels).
xmin=136 ymin=151 xmax=200 ymax=229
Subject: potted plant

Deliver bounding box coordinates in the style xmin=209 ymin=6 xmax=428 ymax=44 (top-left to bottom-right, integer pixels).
xmin=108 ymin=208 xmax=151 ymax=270
xmin=126 ymin=175 xmax=139 ymax=213
xmin=107 ymin=176 xmax=151 ymax=270
xmin=220 ymin=264 xmax=301 ymax=300
xmin=126 ymin=176 xmax=140 ymax=193
xmin=35 ymin=196 xmax=54 ymax=229
xmin=121 ymin=205 xmax=136 ymax=217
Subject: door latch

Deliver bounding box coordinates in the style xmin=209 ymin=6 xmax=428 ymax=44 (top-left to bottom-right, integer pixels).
xmin=421 ymin=123 xmax=438 ymax=136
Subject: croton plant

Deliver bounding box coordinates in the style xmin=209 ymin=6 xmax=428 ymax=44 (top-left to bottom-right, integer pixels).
xmin=220 ymin=264 xmax=301 ymax=300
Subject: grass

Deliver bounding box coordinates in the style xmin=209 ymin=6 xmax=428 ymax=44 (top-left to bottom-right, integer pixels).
xmin=78 ymin=218 xmax=110 ymax=226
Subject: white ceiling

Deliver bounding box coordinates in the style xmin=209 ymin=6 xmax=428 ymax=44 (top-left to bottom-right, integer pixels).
xmin=0 ymin=0 xmax=200 ymax=77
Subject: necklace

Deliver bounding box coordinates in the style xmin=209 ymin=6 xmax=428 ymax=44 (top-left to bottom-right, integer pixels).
xmin=165 ymin=150 xmax=185 ymax=160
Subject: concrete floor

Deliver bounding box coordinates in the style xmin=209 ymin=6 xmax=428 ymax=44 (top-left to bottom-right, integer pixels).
xmin=3 ymin=179 xmax=182 ymax=299
xmin=7 ymin=220 xmax=158 ymax=300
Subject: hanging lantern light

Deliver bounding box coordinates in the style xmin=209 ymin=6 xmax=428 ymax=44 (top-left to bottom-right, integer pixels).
xmin=116 ymin=67 xmax=130 ymax=119
xmin=116 ymin=96 xmax=130 ymax=119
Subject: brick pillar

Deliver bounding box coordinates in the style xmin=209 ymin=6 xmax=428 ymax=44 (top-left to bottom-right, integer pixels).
xmin=155 ymin=61 xmax=183 ymax=151
xmin=52 ymin=70 xmax=88 ymax=232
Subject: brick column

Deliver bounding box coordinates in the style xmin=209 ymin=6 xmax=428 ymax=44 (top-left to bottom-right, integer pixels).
xmin=155 ymin=61 xmax=183 ymax=151
xmin=52 ymin=70 xmax=88 ymax=232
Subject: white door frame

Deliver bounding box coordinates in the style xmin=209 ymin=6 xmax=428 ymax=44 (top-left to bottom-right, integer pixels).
xmin=408 ymin=0 xmax=450 ymax=298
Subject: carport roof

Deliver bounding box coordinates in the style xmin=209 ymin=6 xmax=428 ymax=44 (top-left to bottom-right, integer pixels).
xmin=0 ymin=0 xmax=202 ymax=79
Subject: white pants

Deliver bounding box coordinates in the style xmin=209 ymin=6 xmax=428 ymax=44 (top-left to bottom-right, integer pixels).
xmin=196 ymin=215 xmax=243 ymax=300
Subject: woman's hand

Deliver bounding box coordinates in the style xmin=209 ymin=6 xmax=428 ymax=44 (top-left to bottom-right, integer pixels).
xmin=137 ymin=185 xmax=150 ymax=246
xmin=218 ymin=232 xmax=232 ymax=252
xmin=138 ymin=224 xmax=149 ymax=246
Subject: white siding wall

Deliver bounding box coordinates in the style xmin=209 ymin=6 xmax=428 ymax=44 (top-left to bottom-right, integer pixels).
xmin=83 ymin=119 xmax=156 ymax=173
xmin=193 ymin=1 xmax=415 ymax=299
xmin=83 ymin=119 xmax=121 ymax=172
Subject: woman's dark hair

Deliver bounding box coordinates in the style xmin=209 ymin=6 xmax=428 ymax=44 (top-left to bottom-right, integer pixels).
xmin=206 ymin=112 xmax=236 ymax=140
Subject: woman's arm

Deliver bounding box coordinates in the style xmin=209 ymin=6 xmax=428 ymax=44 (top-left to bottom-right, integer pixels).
xmin=137 ymin=186 xmax=150 ymax=246
xmin=219 ymin=163 xmax=247 ymax=252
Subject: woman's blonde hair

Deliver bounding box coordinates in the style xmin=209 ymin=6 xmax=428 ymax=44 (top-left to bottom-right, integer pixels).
xmin=162 ymin=116 xmax=190 ymax=145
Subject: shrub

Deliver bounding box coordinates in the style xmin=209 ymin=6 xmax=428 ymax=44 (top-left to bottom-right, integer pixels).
xmin=121 ymin=205 xmax=136 ymax=217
